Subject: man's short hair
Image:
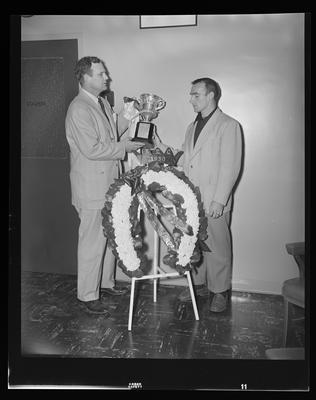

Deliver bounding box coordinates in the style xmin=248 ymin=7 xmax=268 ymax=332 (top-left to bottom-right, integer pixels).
xmin=192 ymin=77 xmax=221 ymax=103
xmin=75 ymin=56 xmax=107 ymax=85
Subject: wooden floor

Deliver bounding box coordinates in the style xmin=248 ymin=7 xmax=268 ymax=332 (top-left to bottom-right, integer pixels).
xmin=20 ymin=271 xmax=305 ymax=360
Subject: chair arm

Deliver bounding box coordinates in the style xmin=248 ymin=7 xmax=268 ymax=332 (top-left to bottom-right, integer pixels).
xmin=286 ymin=242 xmax=305 ymax=256
xmin=286 ymin=242 xmax=305 ymax=280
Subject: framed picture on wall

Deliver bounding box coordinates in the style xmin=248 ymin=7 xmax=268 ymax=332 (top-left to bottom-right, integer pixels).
xmin=139 ymin=15 xmax=197 ymax=29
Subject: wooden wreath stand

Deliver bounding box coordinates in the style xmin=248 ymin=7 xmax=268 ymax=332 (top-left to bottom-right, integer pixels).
xmin=128 ymin=205 xmax=200 ymax=330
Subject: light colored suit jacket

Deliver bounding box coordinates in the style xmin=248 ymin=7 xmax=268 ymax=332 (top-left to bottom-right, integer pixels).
xmin=65 ymin=89 xmax=127 ymax=210
xmin=179 ymin=108 xmax=242 ymax=214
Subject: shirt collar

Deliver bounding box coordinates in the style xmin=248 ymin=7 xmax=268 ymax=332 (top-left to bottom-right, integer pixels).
xmin=195 ymin=106 xmax=217 ymax=123
xmin=81 ymin=88 xmax=99 ymax=104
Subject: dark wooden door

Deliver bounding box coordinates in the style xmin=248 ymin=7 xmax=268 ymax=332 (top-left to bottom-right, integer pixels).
xmin=21 ymin=39 xmax=79 ymax=275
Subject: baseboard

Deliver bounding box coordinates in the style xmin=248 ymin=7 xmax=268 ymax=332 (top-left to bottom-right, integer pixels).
xmin=118 ymin=266 xmax=283 ymax=295
xmin=146 ymin=276 xmax=283 ymax=295
xmin=22 ymin=266 xmax=283 ymax=296
xmin=232 ymin=278 xmax=282 ymax=295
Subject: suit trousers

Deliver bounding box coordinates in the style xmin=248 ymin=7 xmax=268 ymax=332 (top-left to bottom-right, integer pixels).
xmin=76 ymin=208 xmax=115 ymax=301
xmin=191 ymin=211 xmax=232 ymax=293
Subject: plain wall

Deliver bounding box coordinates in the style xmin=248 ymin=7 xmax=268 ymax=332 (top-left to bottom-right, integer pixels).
xmin=21 ymin=14 xmax=305 ymax=294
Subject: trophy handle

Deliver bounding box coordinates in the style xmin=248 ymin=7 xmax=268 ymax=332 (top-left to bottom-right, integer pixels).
xmin=133 ymin=99 xmax=141 ymax=110
xmin=155 ymin=99 xmax=166 ymax=111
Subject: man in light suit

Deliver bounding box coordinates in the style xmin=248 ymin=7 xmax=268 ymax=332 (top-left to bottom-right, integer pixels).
xmin=65 ymin=57 xmax=144 ymax=315
xmin=154 ymin=77 xmax=242 ymax=312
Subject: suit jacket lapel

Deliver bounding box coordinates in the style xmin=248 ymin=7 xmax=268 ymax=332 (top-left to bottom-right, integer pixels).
xmin=189 ymin=108 xmax=222 ymax=160
xmin=78 ymin=90 xmax=116 ymax=140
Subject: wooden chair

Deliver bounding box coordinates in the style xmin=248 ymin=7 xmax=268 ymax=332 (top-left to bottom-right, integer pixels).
xmin=265 ymin=242 xmax=305 ymax=360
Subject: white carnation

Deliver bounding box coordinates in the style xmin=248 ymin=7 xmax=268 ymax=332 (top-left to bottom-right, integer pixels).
xmin=111 ymin=184 xmax=140 ymax=271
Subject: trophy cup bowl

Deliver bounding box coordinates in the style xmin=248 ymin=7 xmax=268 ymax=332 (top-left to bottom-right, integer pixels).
xmin=132 ymin=93 xmax=166 ymax=146
xmin=137 ymin=93 xmax=166 ymax=122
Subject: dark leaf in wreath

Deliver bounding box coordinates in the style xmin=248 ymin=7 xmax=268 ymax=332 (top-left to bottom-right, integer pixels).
xmin=191 ymin=264 xmax=200 ymax=275
xmin=133 ymin=224 xmax=142 ymax=236
xmin=122 ymin=175 xmax=135 ymax=188
xmin=131 ymin=176 xmax=144 ymax=196
xmin=199 ymin=219 xmax=208 ymax=235
xmin=173 ymin=227 xmax=183 ymax=236
xmin=133 ymin=237 xmax=143 ymax=249
xmin=130 ymin=209 xmax=139 ymax=221
xmin=162 ymin=254 xmax=173 ymax=264
xmin=107 ymin=215 xmax=113 ymax=224
xmin=161 ymin=190 xmax=184 ymax=205
xmin=198 ymin=240 xmax=212 ymax=252
xmin=148 ymin=160 xmax=163 ymax=172
xmin=200 ymin=215 xmax=208 ymax=226
xmin=164 ymin=147 xmax=173 ymax=157
xmin=173 ymin=233 xmax=182 ymax=248
xmin=174 ymin=194 xmax=185 ymax=205
xmin=194 ymin=185 xmax=202 ymax=199
xmin=190 ymin=250 xmax=201 ymax=263
xmin=162 ymin=254 xmax=176 ymax=269
xmin=112 ymin=249 xmax=119 ymax=259
xmin=109 ymin=239 xmax=117 ymax=249
xmin=175 ymin=265 xmax=186 ymax=275
xmin=169 ymin=259 xmax=177 ymax=269
xmin=171 ymin=168 xmax=187 ymax=181
xmin=151 ymin=147 xmax=164 ymax=158
xmin=134 ymin=269 xmax=144 ymax=278
xmin=140 ymin=259 xmax=151 ymax=275
xmin=101 ymin=205 xmax=110 ymax=217
xmin=163 ymin=147 xmax=176 ymax=166
xmin=107 ymin=184 xmax=120 ymax=197
xmin=147 ymin=182 xmax=165 ymax=193
xmin=198 ymin=231 xmax=208 ymax=242
xmin=130 ymin=196 xmax=140 ymax=208
xmin=104 ymin=194 xmax=114 ymax=203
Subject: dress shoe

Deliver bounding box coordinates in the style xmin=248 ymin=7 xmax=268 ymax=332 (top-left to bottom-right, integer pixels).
xmin=209 ymin=291 xmax=228 ymax=313
xmin=79 ymin=299 xmax=111 ymax=316
xmin=101 ymin=285 xmax=129 ymax=296
xmin=178 ymin=285 xmax=209 ymax=302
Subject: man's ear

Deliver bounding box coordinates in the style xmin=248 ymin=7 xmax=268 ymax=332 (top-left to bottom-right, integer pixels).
xmin=208 ymin=91 xmax=215 ymax=100
xmin=83 ymin=71 xmax=92 ymax=85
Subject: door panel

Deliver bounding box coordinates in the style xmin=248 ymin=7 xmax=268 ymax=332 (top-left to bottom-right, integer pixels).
xmin=21 ymin=57 xmax=67 ymax=158
xmin=21 ymin=39 xmax=79 ymax=274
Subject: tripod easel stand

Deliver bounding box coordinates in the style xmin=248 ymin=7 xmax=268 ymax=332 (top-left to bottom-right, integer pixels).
xmin=128 ymin=205 xmax=200 ymax=331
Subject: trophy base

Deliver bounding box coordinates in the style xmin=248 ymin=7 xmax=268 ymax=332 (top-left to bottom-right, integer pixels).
xmin=132 ymin=121 xmax=154 ymax=144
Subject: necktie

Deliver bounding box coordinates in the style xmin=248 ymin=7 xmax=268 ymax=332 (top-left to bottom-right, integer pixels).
xmin=98 ymin=96 xmax=111 ymax=124
xmin=98 ymin=97 xmax=115 ymax=141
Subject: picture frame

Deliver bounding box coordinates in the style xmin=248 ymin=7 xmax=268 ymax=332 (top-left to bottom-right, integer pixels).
xmin=139 ymin=15 xmax=197 ymax=29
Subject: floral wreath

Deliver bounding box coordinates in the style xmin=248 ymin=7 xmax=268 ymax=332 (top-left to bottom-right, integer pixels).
xmin=102 ymin=161 xmax=210 ymax=278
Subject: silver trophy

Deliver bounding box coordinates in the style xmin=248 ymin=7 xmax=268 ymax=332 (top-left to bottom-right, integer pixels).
xmin=131 ymin=93 xmax=166 ymax=145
